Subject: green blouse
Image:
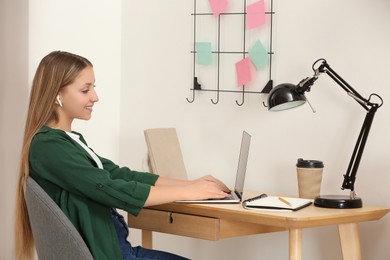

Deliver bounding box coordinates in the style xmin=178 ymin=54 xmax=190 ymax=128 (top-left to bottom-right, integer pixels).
xmin=29 ymin=126 xmax=159 ymax=260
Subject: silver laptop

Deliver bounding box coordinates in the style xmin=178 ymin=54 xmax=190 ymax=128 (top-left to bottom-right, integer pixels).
xmin=176 ymin=131 xmax=251 ymax=204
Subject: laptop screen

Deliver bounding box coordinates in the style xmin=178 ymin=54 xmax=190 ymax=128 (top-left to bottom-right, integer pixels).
xmin=234 ymin=131 xmax=251 ymax=199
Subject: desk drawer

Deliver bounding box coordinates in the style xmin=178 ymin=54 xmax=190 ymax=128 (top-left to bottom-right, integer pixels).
xmin=128 ymin=208 xmax=219 ymax=240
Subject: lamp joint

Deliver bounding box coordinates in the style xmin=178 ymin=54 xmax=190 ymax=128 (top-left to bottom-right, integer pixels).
xmin=350 ymin=190 xmax=357 ymax=200
xmin=342 ymin=174 xmax=355 ymax=191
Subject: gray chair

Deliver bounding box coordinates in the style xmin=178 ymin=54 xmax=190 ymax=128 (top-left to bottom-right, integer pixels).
xmin=24 ymin=176 xmax=93 ymax=260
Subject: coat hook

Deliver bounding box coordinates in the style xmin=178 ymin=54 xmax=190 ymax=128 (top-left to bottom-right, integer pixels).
xmin=211 ymin=91 xmax=219 ymax=104
xmin=235 ymin=98 xmax=244 ymax=106
xmin=186 ymin=93 xmax=195 ymax=103
xmin=236 ymin=94 xmax=244 ymax=106
xmin=187 ymin=77 xmax=202 ymax=103
xmin=235 ymin=87 xmax=245 ymax=106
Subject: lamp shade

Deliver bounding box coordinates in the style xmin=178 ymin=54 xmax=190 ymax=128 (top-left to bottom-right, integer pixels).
xmin=267 ymin=83 xmax=306 ymax=111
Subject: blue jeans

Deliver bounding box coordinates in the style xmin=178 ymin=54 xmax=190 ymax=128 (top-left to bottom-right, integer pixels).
xmin=111 ymin=208 xmax=189 ymax=260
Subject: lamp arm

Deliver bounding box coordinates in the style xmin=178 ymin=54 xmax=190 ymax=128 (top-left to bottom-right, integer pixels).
xmin=312 ymin=59 xmax=382 ymax=197
xmin=317 ymin=60 xmax=370 ymax=111
xmin=341 ymin=105 xmax=378 ymax=195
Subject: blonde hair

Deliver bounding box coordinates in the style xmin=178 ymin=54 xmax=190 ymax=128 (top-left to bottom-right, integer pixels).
xmin=15 ymin=51 xmax=92 ymax=259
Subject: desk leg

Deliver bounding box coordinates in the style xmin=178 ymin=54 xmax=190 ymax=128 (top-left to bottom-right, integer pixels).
xmin=142 ymin=230 xmax=153 ymax=249
xmin=338 ymin=223 xmax=361 ymax=260
xmin=289 ymin=228 xmax=302 ymax=260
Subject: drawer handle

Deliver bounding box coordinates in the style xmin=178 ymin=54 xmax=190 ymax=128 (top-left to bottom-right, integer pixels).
xmin=169 ymin=212 xmax=174 ymax=224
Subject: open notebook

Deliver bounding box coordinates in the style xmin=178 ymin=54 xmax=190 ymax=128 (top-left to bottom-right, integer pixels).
xmin=176 ymin=131 xmax=251 ymax=204
xmin=242 ymin=195 xmax=312 ymax=211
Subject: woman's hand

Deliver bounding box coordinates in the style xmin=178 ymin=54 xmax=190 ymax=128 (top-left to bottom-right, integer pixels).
xmin=194 ymin=175 xmax=231 ymax=193
xmin=145 ymin=175 xmax=231 ymax=206
xmin=183 ymin=176 xmax=231 ymax=200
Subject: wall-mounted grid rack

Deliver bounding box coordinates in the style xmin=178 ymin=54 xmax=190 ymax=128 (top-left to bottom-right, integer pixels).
xmin=186 ymin=0 xmax=275 ymax=106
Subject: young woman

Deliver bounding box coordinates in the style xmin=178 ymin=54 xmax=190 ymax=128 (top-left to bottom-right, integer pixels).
xmin=15 ymin=51 xmax=231 ymax=260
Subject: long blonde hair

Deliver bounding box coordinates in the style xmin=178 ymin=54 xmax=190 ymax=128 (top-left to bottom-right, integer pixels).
xmin=15 ymin=51 xmax=92 ymax=259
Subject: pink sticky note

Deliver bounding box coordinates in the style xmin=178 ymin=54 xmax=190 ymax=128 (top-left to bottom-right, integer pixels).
xmin=235 ymin=58 xmax=253 ymax=86
xmin=209 ymin=0 xmax=228 ymax=17
xmin=246 ymin=0 xmax=266 ymax=29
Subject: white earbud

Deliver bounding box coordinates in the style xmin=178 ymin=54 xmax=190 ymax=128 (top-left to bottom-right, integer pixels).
xmin=56 ymin=95 xmax=63 ymax=107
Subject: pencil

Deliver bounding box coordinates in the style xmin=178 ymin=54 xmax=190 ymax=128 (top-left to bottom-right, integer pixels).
xmin=278 ymin=197 xmax=292 ymax=207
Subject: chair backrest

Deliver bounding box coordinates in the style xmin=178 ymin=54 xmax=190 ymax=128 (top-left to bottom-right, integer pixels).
xmin=144 ymin=128 xmax=188 ymax=179
xmin=24 ymin=176 xmax=93 ymax=260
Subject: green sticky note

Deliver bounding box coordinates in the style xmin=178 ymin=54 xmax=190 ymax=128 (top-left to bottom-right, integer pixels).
xmin=248 ymin=40 xmax=269 ymax=70
xmin=196 ymin=42 xmax=213 ymax=65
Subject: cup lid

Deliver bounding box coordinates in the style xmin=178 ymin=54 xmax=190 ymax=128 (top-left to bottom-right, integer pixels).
xmin=296 ymin=158 xmax=324 ymax=168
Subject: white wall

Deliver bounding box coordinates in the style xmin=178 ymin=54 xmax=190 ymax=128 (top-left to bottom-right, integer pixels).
xmin=2 ymin=0 xmax=389 ymax=259
xmin=28 ymin=0 xmax=123 ymax=161
xmin=0 ymin=0 xmax=28 ymax=259
xmin=121 ymin=0 xmax=390 ymax=259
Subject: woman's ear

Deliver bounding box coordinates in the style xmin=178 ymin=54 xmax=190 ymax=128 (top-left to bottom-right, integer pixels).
xmin=56 ymin=95 xmax=63 ymax=107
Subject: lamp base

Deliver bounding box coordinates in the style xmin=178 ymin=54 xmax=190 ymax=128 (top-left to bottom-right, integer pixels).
xmin=314 ymin=195 xmax=362 ymax=209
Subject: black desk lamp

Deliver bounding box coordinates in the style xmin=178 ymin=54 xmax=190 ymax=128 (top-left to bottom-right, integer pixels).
xmin=267 ymin=58 xmax=383 ymax=209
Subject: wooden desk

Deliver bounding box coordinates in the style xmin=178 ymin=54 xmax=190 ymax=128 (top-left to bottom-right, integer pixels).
xmin=128 ymin=194 xmax=389 ymax=260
